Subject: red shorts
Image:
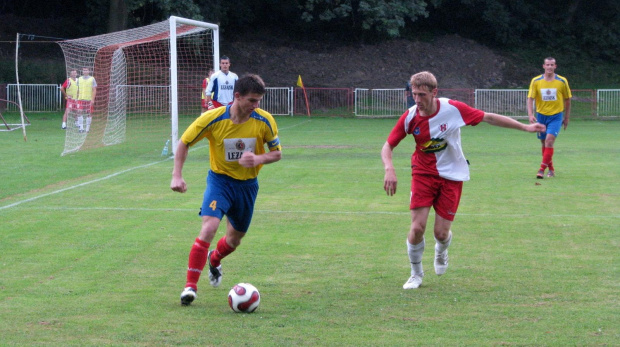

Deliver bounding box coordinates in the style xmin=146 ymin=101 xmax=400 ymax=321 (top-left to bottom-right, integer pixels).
xmin=201 ymin=99 xmax=208 ymax=109
xmin=211 ymin=100 xmax=225 ymax=108
xmin=66 ymin=98 xmax=77 ymax=110
xmin=77 ymin=100 xmax=94 ymax=113
xmin=410 ymin=174 xmax=463 ymax=221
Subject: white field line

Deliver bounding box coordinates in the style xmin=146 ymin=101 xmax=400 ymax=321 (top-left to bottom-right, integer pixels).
xmin=0 ymin=120 xmax=312 ymax=212
xmin=0 ymin=160 xmax=168 ymax=211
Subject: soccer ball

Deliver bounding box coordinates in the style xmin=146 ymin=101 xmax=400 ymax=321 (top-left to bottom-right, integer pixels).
xmin=228 ymin=283 xmax=260 ymax=313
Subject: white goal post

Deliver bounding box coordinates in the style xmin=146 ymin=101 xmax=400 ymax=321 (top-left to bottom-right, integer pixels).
xmin=169 ymin=16 xmax=219 ymax=155
xmin=56 ymin=16 xmax=219 ymax=156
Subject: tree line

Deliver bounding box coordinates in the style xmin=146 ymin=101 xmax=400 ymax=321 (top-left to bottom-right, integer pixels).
xmin=3 ymin=0 xmax=619 ymax=63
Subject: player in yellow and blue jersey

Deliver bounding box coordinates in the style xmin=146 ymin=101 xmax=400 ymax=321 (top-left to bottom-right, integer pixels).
xmin=527 ymin=57 xmax=572 ymax=179
xmin=171 ymin=74 xmax=282 ymax=306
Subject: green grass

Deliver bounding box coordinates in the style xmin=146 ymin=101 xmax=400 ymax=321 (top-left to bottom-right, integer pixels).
xmin=1 ymin=113 xmax=619 ymax=346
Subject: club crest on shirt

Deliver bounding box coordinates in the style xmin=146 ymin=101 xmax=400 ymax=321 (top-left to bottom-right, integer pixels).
xmin=413 ymin=127 xmax=420 ymax=135
xmin=235 ymin=139 xmax=246 ymax=151
xmin=421 ymin=137 xmax=448 ymax=153
xmin=222 ymin=80 xmax=234 ymax=90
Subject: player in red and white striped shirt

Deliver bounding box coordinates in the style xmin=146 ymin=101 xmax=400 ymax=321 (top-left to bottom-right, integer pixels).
xmin=381 ymin=71 xmax=545 ymax=290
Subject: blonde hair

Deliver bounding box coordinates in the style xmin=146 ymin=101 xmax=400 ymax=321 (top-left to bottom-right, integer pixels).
xmin=410 ymin=71 xmax=438 ymax=92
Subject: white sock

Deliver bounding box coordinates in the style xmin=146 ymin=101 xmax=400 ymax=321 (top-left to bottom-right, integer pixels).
xmin=407 ymin=238 xmax=425 ymax=276
xmin=435 ymin=231 xmax=452 ymax=254
xmin=85 ymin=117 xmax=92 ymax=132
xmin=77 ymin=116 xmax=84 ymax=130
xmin=62 ymin=122 xmax=66 ymax=128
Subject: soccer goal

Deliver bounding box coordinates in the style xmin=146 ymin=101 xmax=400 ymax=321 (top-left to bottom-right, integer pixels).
xmin=56 ymin=16 xmax=219 ymax=156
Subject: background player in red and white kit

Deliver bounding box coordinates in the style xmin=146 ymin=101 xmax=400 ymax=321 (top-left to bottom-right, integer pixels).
xmin=205 ymin=56 xmax=238 ymax=110
xmin=381 ymin=71 xmax=545 ymax=290
xmin=60 ymin=69 xmax=78 ymax=129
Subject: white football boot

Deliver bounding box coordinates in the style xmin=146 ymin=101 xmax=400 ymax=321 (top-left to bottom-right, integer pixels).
xmin=403 ymin=274 xmax=424 ymax=289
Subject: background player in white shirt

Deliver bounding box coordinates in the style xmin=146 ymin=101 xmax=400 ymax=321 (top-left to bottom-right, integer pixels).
xmin=205 ymin=56 xmax=239 ymax=110
xmin=381 ymin=71 xmax=545 ymax=290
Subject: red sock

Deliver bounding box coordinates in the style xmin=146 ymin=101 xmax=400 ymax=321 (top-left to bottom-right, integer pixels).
xmin=186 ymin=238 xmax=210 ymax=290
xmin=540 ymin=147 xmax=554 ymax=171
xmin=210 ymin=236 xmax=236 ymax=267
xmin=543 ymin=146 xmax=555 ymax=171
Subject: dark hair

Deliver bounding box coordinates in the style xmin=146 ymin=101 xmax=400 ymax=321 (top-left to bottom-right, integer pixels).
xmin=220 ymin=55 xmax=230 ymax=61
xmin=234 ymin=74 xmax=266 ymax=96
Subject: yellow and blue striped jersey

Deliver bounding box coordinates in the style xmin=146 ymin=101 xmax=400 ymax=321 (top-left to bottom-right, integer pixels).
xmin=528 ymin=74 xmax=572 ymax=116
xmin=181 ymin=105 xmax=281 ymax=180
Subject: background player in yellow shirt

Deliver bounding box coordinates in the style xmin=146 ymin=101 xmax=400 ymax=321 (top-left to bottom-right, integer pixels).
xmin=76 ymin=67 xmax=97 ymax=133
xmin=170 ymin=74 xmax=282 ymax=306
xmin=527 ymin=57 xmax=572 ymax=178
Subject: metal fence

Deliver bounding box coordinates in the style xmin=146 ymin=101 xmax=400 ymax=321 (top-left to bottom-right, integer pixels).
xmin=263 ymin=87 xmax=293 ymax=116
xmin=475 ymin=89 xmax=528 ymax=118
xmin=5 ymin=84 xmax=62 ymax=112
xmin=355 ymin=88 xmax=407 ymax=117
xmin=596 ymin=89 xmax=620 ymax=118
xmin=4 ymin=84 xmax=620 ymax=119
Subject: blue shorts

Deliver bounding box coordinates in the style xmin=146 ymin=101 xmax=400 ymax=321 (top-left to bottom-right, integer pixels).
xmin=536 ymin=112 xmax=563 ymax=140
xmin=199 ymin=170 xmax=259 ymax=232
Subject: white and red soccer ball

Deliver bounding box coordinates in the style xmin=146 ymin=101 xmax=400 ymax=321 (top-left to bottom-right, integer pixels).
xmin=228 ymin=283 xmax=260 ymax=313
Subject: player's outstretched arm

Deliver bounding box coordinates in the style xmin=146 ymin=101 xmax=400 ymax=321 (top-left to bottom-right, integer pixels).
xmin=170 ymin=141 xmax=189 ymax=193
xmin=483 ymin=112 xmax=546 ymax=133
xmin=381 ymin=141 xmax=398 ymax=196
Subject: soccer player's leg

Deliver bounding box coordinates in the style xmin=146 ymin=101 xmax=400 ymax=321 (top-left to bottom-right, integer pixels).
xmin=208 ymin=223 xmax=247 ymax=288
xmin=85 ymin=101 xmax=93 ymax=133
xmin=403 ymin=175 xmax=434 ymax=289
xmin=432 ymin=179 xmax=461 ymax=276
xmin=76 ymin=101 xmax=85 ymax=132
xmin=405 ymin=207 xmax=430 ymax=289
xmin=208 ymin=178 xmax=258 ymax=287
xmin=536 ymin=113 xmax=549 ymax=178
xmin=180 ymin=173 xmax=230 ymax=305
xmin=542 ymin=113 xmax=562 ymax=178
xmin=181 ymin=216 xmax=221 ymax=305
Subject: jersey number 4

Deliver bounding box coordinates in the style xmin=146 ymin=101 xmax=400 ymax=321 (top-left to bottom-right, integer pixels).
xmin=209 ymin=200 xmax=217 ymax=211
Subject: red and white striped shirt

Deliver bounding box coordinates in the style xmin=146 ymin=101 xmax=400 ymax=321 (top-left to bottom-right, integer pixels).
xmin=387 ymin=98 xmax=484 ymax=181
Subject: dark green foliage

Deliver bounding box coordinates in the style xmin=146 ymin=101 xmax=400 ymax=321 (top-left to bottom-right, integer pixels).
xmin=1 ymin=0 xmax=619 ymax=84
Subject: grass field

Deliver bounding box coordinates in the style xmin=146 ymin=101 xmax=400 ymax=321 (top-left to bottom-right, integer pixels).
xmin=1 ymin=112 xmax=618 ymax=346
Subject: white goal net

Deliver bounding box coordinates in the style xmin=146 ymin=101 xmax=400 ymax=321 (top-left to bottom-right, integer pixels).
xmin=57 ymin=16 xmax=218 ymax=156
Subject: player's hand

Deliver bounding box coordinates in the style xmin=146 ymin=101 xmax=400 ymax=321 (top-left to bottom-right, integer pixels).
xmin=527 ymin=123 xmax=546 ymax=133
xmin=528 ymin=115 xmax=536 ymax=124
xmin=239 ymin=151 xmax=260 ymax=168
xmin=562 ymin=118 xmax=569 ymax=130
xmin=170 ymin=176 xmax=187 ymax=193
xmin=383 ymin=169 xmax=397 ymax=196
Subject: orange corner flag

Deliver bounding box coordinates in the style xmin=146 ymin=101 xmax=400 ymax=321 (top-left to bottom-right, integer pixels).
xmin=297 ymin=75 xmax=304 ymax=88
